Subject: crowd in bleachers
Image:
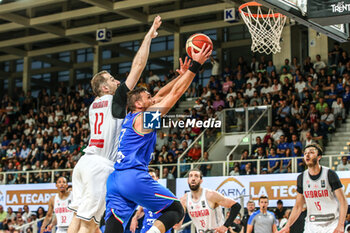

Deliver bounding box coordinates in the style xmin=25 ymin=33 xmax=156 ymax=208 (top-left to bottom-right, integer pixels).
xmin=1 ymin=42 xmax=350 ymax=183
xmin=0 ymin=204 xmax=46 ymax=233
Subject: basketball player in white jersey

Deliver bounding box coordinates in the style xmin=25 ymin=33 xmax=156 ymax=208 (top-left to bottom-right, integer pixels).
xmin=278 ymin=144 xmax=347 ymax=233
xmin=41 ymin=177 xmax=73 ymax=233
xmin=175 ymin=168 xmax=241 ymax=233
xmin=67 ymin=16 xmax=162 ymax=233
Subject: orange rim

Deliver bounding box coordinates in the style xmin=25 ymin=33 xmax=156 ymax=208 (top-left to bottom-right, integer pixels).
xmin=239 ymin=2 xmax=285 ymax=18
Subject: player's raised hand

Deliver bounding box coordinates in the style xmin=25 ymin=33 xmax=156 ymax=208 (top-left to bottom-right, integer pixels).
xmin=191 ymin=43 xmax=212 ymax=65
xmin=214 ymin=225 xmax=228 ymax=233
xmin=149 ymin=15 xmax=162 ymax=38
xmin=176 ymin=57 xmax=192 ymax=75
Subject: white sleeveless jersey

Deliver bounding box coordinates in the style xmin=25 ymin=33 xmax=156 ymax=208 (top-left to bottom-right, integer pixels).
xmin=303 ymin=166 xmax=339 ymax=224
xmin=83 ymin=95 xmax=124 ymax=162
xmin=54 ymin=192 xmax=73 ymax=230
xmin=186 ymin=188 xmax=225 ymax=233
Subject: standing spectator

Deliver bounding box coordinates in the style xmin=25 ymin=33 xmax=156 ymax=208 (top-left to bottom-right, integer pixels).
xmin=247 ymin=196 xmax=277 ymax=233
xmin=200 ymin=151 xmax=212 ymax=176
xmin=337 ymin=156 xmax=350 ymax=171
xmin=210 ymin=56 xmax=220 ymax=78
xmin=313 ymin=54 xmax=326 ymax=73
xmin=274 ymin=200 xmax=286 ymax=224
xmin=328 ymin=42 xmax=343 ymax=66
xmin=241 ymin=200 xmax=256 ymax=233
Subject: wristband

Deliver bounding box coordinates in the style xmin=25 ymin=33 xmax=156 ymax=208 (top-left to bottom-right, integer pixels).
xmin=223 ymin=203 xmax=241 ymax=228
xmin=189 ymin=61 xmax=201 ymax=73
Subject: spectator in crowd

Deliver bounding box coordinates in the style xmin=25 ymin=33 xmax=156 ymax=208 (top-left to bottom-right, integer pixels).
xmin=241 ymin=200 xmax=256 ymax=233
xmin=314 ymin=54 xmax=326 ymax=73
xmin=200 ymin=151 xmax=212 ymax=176
xmin=267 ymin=148 xmax=280 ymax=174
xmin=337 ymin=156 xmax=350 ymax=171
xmin=274 ymin=200 xmax=286 ymax=223
xmin=0 ymin=205 xmax=7 ymax=230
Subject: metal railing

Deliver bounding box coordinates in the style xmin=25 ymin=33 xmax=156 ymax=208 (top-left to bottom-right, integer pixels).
xmin=0 ymin=155 xmax=344 ymax=184
xmin=226 ymin=107 xmax=270 ymax=176
xmin=176 ymin=111 xmax=223 ymax=178
xmin=15 ymin=216 xmax=45 ymax=233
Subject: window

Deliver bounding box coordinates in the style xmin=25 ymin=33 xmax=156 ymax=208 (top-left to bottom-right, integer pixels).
xmin=58 ymin=70 xmax=69 ymax=82
xmin=77 ymin=48 xmax=93 ymax=63
xmin=16 ymin=59 xmax=23 ymax=72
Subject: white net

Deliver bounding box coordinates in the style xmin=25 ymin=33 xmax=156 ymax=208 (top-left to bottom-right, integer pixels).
xmin=239 ymin=3 xmax=287 ymax=54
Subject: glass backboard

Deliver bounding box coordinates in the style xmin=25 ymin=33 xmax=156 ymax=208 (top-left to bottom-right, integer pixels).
xmin=254 ymin=0 xmax=349 ymax=42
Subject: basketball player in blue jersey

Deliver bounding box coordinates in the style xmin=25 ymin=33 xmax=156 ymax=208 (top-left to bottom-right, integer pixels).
xmin=130 ymin=168 xmax=171 ymax=233
xmin=104 ymin=44 xmax=212 ymax=233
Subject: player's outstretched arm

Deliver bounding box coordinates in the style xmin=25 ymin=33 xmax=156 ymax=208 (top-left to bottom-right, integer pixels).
xmin=40 ymin=196 xmax=55 ymax=233
xmin=278 ymin=193 xmax=305 ymax=233
xmin=173 ymin=194 xmax=187 ymax=230
xmin=153 ymin=57 xmax=191 ymax=103
xmin=125 ymin=16 xmax=162 ymax=90
xmin=209 ymin=190 xmax=241 ymax=233
xmin=149 ymin=44 xmax=212 ymax=117
xmin=333 ymin=188 xmax=347 ymax=233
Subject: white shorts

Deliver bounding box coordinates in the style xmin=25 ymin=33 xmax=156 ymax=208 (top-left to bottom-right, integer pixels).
xmin=68 ymin=155 xmax=114 ymax=224
xmin=304 ymin=219 xmax=338 ymax=233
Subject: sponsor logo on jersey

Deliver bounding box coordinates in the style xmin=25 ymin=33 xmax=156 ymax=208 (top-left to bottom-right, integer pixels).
xmin=321 ymin=180 xmax=325 ymax=188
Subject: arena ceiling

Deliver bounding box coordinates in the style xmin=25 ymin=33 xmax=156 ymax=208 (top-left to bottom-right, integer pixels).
xmin=0 ymin=0 xmax=245 ymax=69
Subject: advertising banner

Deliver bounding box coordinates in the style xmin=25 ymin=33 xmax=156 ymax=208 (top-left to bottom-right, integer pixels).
xmin=176 ymin=171 xmax=350 ymax=207
xmin=0 ymin=179 xmax=167 ymax=212
xmin=0 ymin=183 xmax=57 ymax=212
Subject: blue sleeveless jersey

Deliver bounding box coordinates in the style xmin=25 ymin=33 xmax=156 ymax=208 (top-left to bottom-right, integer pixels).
xmin=141 ymin=208 xmax=171 ymax=233
xmin=114 ymin=112 xmax=157 ymax=171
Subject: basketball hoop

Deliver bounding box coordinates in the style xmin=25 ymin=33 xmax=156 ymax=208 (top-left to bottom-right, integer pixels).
xmin=239 ymin=2 xmax=287 ymax=54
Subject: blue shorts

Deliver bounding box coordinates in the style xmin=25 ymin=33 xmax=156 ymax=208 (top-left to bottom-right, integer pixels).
xmin=105 ymin=169 xmax=178 ymax=230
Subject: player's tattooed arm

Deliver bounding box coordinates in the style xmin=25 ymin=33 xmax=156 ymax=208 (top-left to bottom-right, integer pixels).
xmin=153 ymin=57 xmax=191 ymax=103
xmin=125 ymin=16 xmax=162 ymax=90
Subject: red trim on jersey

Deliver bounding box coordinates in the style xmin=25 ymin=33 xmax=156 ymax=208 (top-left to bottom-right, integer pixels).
xmin=89 ymin=139 xmax=104 ymax=148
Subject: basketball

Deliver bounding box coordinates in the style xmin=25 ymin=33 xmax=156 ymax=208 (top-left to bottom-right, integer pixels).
xmin=186 ymin=33 xmax=213 ymax=58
